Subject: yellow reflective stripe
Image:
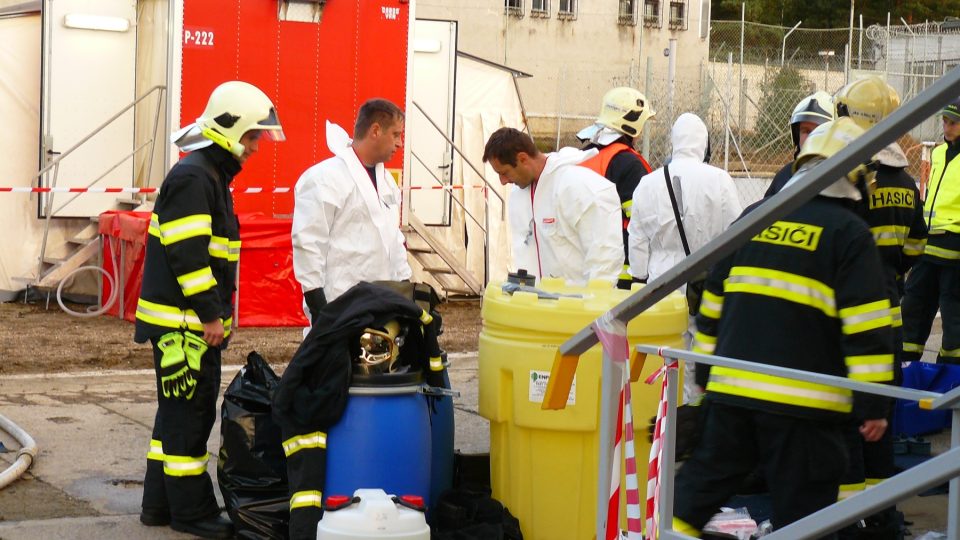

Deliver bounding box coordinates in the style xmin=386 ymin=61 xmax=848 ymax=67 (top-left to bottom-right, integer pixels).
xmin=903 ymin=342 xmax=924 ymax=353
xmin=692 ymin=331 xmax=716 ymax=354
xmin=941 ymin=346 xmax=960 ymax=358
xmin=925 ymin=244 xmax=960 ymax=260
xmin=707 ymin=366 xmax=852 ymax=412
xmin=673 ymin=517 xmax=700 ymax=537
xmin=891 ymin=305 xmax=902 ymax=328
xmin=699 ymin=290 xmax=723 ymax=319
xmin=903 ymin=237 xmax=926 ymax=256
xmin=136 ymin=298 xmax=231 ymax=337
xmin=147 ymin=439 xmax=164 ymax=461
xmin=148 ymin=215 xmax=162 ymax=239
xmin=420 ymin=310 xmax=433 ymax=325
xmin=725 ymin=266 xmax=836 ymax=317
xmin=429 ymin=356 xmax=444 ymax=371
xmin=619 ymin=264 xmax=632 ymax=281
xmin=282 ymin=431 xmax=327 ymax=457
xmin=163 ymin=452 xmax=208 ymax=477
xmin=865 ymin=478 xmax=884 ymax=487
xmin=839 ymin=299 xmax=892 ymax=335
xmin=228 ymin=240 xmax=241 ymax=262
xmin=845 ymin=354 xmax=894 ymax=382
xmin=621 ymin=199 xmax=633 ymax=218
xmin=208 ymin=236 xmax=229 ymax=259
xmin=290 ymin=490 xmax=323 ymax=510
xmin=156 ymin=214 xmax=212 ymax=245
xmin=838 ymin=482 xmax=866 ymax=500
xmin=871 ymin=225 xmax=908 ymax=247
xmin=176 ymin=266 xmax=217 ymax=297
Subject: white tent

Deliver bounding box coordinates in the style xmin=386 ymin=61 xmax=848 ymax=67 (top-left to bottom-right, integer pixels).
xmin=408 ymin=50 xmax=528 ymax=291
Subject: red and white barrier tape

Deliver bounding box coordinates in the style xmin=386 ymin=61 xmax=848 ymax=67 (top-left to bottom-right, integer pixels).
xmin=644 ymin=352 xmax=680 ymax=540
xmin=1 ymin=185 xmax=482 ymax=193
xmin=0 ymin=186 xmax=294 ymax=194
xmin=593 ymin=316 xmax=643 ymax=540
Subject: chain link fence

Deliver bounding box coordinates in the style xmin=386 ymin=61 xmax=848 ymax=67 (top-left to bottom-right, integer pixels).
xmin=528 ymin=17 xmax=960 ymax=207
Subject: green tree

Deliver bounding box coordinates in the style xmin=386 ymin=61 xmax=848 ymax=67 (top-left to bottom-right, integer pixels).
xmin=713 ymin=0 xmax=960 ymax=27
xmin=754 ymin=65 xmax=813 ymax=153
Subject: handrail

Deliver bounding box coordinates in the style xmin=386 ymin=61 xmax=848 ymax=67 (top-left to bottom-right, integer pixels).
xmin=410 ymin=149 xmax=486 ymax=233
xmin=411 ymin=100 xmax=506 ymax=215
xmin=636 ymin=344 xmax=960 ymax=540
xmin=50 ymin=138 xmax=155 ymax=216
xmin=34 ymin=85 xmax=166 ymax=285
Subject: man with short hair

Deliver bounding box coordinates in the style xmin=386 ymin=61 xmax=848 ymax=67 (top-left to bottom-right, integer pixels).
xmin=483 ymin=127 xmax=623 ymax=285
xmin=292 ymin=98 xmax=412 ymax=326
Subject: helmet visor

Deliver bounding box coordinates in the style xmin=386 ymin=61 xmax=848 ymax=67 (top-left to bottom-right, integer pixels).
xmin=254 ymin=108 xmax=286 ymax=142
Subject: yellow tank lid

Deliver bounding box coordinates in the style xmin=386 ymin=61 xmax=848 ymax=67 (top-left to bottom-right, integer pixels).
xmin=482 ymin=278 xmax=688 ymax=337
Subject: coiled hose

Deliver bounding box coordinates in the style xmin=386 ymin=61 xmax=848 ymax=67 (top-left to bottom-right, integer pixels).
xmin=0 ymin=413 xmax=38 ymax=489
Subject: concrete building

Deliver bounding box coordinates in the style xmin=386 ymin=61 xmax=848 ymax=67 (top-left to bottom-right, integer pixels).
xmin=415 ymin=0 xmax=713 ymax=143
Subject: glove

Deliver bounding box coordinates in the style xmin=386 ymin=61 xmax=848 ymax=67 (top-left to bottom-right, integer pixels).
xmin=304 ymin=288 xmax=327 ymax=325
xmin=157 ymin=331 xmax=205 ymax=400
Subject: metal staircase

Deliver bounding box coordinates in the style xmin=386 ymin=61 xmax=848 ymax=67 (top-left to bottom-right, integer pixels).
xmin=22 ymin=86 xmax=165 ymax=296
xmin=403 ymin=214 xmax=483 ymax=297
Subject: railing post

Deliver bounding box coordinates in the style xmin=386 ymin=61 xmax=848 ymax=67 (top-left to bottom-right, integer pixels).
xmin=950 ymin=408 xmax=959 ymax=540
xmin=659 ymin=357 xmax=680 ymax=537
xmin=596 ymin=337 xmax=625 ymax=538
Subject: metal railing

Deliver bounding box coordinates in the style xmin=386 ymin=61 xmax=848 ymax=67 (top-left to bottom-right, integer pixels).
xmin=540 ymin=65 xmax=960 ymax=540
xmin=408 ymin=100 xmax=507 ymax=285
xmin=636 ymin=345 xmax=960 ymax=540
xmin=33 ymin=85 xmax=166 ymax=284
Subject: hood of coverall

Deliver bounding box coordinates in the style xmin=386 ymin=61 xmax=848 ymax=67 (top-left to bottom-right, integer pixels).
xmin=541 ymin=146 xmax=599 ymax=178
xmin=670 ymin=113 xmax=710 ymax=163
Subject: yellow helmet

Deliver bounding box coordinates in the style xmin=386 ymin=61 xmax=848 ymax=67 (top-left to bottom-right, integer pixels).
xmin=195 ymin=81 xmax=285 ymax=157
xmin=596 ymin=87 xmax=655 ymax=138
xmin=834 ymin=76 xmax=901 ymax=129
xmin=793 ymin=117 xmax=877 ymax=199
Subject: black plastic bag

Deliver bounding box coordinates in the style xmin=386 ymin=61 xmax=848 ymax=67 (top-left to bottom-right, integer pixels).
xmin=219 ymin=351 xmax=289 ymax=540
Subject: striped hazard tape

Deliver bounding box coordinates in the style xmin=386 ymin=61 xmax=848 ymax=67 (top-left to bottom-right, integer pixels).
xmin=0 ymin=186 xmax=294 ymax=194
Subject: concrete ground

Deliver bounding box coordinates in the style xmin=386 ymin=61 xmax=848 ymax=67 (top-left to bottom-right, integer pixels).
xmin=0 ymin=335 xmax=953 ymax=539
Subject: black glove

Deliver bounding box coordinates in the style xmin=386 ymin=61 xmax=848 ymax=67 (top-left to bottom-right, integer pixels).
xmin=304 ymin=288 xmax=327 ymax=325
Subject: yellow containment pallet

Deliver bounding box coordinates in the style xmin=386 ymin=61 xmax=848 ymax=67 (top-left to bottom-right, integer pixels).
xmin=478 ymin=278 xmax=687 ymax=540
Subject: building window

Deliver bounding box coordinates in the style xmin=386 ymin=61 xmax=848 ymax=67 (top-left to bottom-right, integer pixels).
xmin=669 ymin=0 xmax=687 ymax=30
xmin=643 ymin=0 xmax=661 ymax=28
xmin=558 ymin=0 xmax=577 ymax=20
xmin=531 ymin=0 xmax=550 ymax=18
xmin=505 ymin=0 xmax=523 ymax=17
xmin=618 ymin=0 xmax=637 ymax=25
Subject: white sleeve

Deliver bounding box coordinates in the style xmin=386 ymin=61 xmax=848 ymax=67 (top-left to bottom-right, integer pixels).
xmin=291 ymin=166 xmax=341 ymax=293
xmin=719 ymin=172 xmax=744 ymax=226
xmin=627 ymin=181 xmax=652 ymax=281
xmin=570 ymin=180 xmax=623 ymax=284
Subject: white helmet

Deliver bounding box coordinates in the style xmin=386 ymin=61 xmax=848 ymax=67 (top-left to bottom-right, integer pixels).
xmin=790 ymin=91 xmax=834 ymax=150
xmin=172 ymin=81 xmax=285 ymax=157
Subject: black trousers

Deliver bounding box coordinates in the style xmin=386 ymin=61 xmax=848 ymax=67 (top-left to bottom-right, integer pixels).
xmin=674 ymin=399 xmax=847 ymax=537
xmin=141 ymin=336 xmax=222 ymax=522
xmin=839 ymin=414 xmax=895 ymax=496
xmin=901 ymin=259 xmax=960 ymax=364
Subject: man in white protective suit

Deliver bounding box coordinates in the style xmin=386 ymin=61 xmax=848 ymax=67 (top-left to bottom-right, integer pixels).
xmin=628 ymin=112 xmax=742 ymax=403
xmin=482 ymin=127 xmax=623 ymax=285
xmin=292 ymin=98 xmax=412 ymax=326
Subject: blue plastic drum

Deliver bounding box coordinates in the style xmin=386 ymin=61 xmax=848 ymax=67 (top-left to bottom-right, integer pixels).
xmin=429 ymin=369 xmax=455 ymax=513
xmin=325 ymin=382 xmax=432 ymax=507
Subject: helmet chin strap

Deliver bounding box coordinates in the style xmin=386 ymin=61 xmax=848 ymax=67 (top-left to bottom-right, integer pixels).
xmin=201 ymin=127 xmax=245 ymax=157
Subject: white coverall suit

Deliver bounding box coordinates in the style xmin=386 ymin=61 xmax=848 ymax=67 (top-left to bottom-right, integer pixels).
xmin=292 ymin=121 xmax=412 ymax=319
xmin=627 ymin=112 xmax=742 ymax=402
xmin=508 ymin=147 xmax=624 ymax=285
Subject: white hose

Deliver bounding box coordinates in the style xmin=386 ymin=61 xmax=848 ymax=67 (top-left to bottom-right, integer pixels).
xmin=0 ymin=413 xmax=38 ymax=489
xmin=56 ymin=265 xmax=118 ymax=318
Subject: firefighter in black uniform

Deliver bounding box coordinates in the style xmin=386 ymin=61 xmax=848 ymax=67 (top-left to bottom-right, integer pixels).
xmin=901 ymin=97 xmax=960 ymax=364
xmin=832 ymin=79 xmax=927 ymax=525
xmin=764 ymin=91 xmax=834 ymax=198
xmin=135 ymin=81 xmax=285 ymax=538
xmin=578 ymin=87 xmax=655 ymax=289
xmin=673 ymin=118 xmax=895 ymax=537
